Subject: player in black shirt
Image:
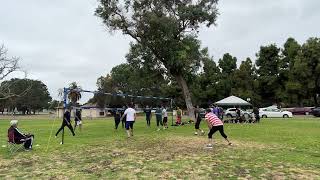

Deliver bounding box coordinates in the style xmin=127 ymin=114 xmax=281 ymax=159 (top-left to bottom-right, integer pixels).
xmin=194 ymin=105 xmax=205 ymax=135
xmin=55 ymin=109 xmax=75 ymax=137
xmin=144 ymin=105 xmax=152 ymax=127
xmin=113 ymin=108 xmax=122 ymax=129
xmin=74 ymin=109 xmax=82 ymax=132
xmin=120 ymin=106 xmax=127 ymax=128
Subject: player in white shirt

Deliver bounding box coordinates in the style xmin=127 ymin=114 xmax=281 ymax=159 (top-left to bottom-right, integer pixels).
xmin=162 ymin=106 xmax=168 ymax=129
xmin=121 ymin=103 xmax=136 ymax=138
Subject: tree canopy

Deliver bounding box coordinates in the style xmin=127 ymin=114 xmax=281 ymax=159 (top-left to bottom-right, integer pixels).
xmin=91 ymin=37 xmax=320 ymax=108
xmin=96 ymin=0 xmax=220 ymax=120
xmin=0 ymin=78 xmax=52 ymax=114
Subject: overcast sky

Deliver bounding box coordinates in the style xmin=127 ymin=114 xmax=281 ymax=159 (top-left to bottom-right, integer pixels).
xmin=1 ymin=0 xmax=320 ymax=103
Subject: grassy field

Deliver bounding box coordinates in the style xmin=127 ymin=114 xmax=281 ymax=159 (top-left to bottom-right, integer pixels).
xmin=0 ymin=115 xmax=320 ymax=179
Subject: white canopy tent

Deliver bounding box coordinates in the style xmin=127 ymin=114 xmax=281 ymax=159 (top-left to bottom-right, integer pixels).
xmin=215 ymin=96 xmax=252 ymax=106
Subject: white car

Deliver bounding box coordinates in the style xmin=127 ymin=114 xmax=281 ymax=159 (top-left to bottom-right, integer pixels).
xmin=225 ymin=108 xmax=250 ymax=118
xmin=259 ymin=108 xmax=293 ymax=118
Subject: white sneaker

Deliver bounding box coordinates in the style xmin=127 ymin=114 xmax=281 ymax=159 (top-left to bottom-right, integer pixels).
xmin=60 ymin=142 xmax=63 ymax=145
xmin=194 ymin=132 xmax=198 ymax=135
xmin=157 ymin=128 xmax=160 ymax=131
xmin=201 ymin=130 xmax=205 ymax=136
xmin=206 ymin=144 xmax=213 ymax=149
xmin=55 ymin=136 xmax=57 ymax=138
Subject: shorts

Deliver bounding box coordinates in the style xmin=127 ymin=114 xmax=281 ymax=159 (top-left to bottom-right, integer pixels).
xmin=76 ymin=121 xmax=82 ymax=125
xmin=125 ymin=121 xmax=134 ymax=130
xmin=163 ymin=117 xmax=168 ymax=123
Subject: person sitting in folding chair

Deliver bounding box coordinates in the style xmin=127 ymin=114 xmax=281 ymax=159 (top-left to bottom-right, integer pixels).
xmin=8 ymin=120 xmax=34 ymax=151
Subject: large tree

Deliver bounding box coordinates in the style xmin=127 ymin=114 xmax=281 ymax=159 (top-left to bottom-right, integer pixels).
xmin=232 ymin=58 xmax=260 ymax=106
xmin=256 ymin=44 xmax=281 ymax=106
xmin=0 ymin=45 xmax=24 ymax=100
xmin=0 ymin=78 xmax=52 ymax=114
xmin=218 ymin=53 xmax=237 ymax=97
xmin=191 ymin=48 xmax=222 ymax=106
xmin=95 ymin=0 xmax=219 ymax=120
xmin=67 ymin=82 xmax=82 ymax=106
xmin=282 ymin=38 xmax=302 ymax=106
xmin=92 ymin=62 xmax=171 ymax=107
xmin=292 ymin=38 xmax=320 ymax=106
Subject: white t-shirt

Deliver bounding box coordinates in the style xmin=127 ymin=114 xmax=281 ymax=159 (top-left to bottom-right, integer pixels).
xmin=124 ymin=108 xmax=136 ymax=122
xmin=162 ymin=108 xmax=168 ymax=117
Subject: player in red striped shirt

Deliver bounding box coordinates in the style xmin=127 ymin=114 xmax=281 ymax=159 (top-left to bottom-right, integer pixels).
xmin=205 ymin=108 xmax=232 ymax=148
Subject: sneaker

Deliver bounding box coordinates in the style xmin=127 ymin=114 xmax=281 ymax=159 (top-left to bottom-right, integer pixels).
xmin=228 ymin=142 xmax=233 ymax=146
xmin=60 ymin=142 xmax=63 ymax=145
xmin=157 ymin=128 xmax=160 ymax=131
xmin=194 ymin=132 xmax=198 ymax=135
xmin=201 ymin=131 xmax=205 ymax=136
xmin=54 ymin=136 xmax=57 ymax=138
xmin=206 ymin=144 xmax=213 ymax=149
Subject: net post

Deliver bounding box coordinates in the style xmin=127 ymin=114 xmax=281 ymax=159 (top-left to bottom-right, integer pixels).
xmin=171 ymin=99 xmax=174 ymax=126
xmin=61 ymin=127 xmax=64 ymax=144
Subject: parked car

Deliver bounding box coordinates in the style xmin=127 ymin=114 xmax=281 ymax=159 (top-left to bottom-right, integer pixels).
xmin=259 ymin=108 xmax=293 ymax=118
xmin=225 ymin=108 xmax=250 ymax=118
xmin=287 ymin=107 xmax=313 ymax=115
xmin=311 ymin=107 xmax=320 ymax=117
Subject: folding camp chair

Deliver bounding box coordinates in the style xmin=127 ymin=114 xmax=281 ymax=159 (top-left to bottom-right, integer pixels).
xmin=7 ymin=129 xmax=25 ymax=154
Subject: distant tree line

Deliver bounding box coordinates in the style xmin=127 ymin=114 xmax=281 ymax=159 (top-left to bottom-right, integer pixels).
xmin=90 ymin=37 xmax=320 ymax=108
xmin=0 ymin=78 xmax=52 ymax=114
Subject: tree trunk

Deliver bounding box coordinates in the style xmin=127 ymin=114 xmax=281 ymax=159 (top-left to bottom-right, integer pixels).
xmin=175 ymin=74 xmax=195 ymax=121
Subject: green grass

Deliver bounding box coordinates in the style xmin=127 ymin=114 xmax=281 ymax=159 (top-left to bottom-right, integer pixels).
xmin=0 ymin=116 xmax=320 ymax=179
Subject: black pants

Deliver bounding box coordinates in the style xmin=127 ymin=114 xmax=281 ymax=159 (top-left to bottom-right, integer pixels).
xmin=24 ymin=135 xmax=34 ymax=149
xmin=55 ymin=122 xmax=75 ymax=136
xmin=115 ymin=118 xmax=121 ymax=129
xmin=195 ymin=118 xmax=202 ymax=129
xmin=255 ymin=115 xmax=260 ymax=123
xmin=121 ymin=118 xmax=126 ymax=128
xmin=156 ymin=117 xmax=163 ymax=127
xmin=74 ymin=120 xmax=81 ymax=130
xmin=208 ymin=125 xmax=227 ymax=139
xmin=146 ymin=116 xmax=151 ymax=126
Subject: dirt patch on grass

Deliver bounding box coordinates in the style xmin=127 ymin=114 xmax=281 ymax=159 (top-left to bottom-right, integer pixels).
xmin=1 ymin=136 xmax=319 ymax=179
xmin=287 ymin=168 xmax=320 ymax=179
